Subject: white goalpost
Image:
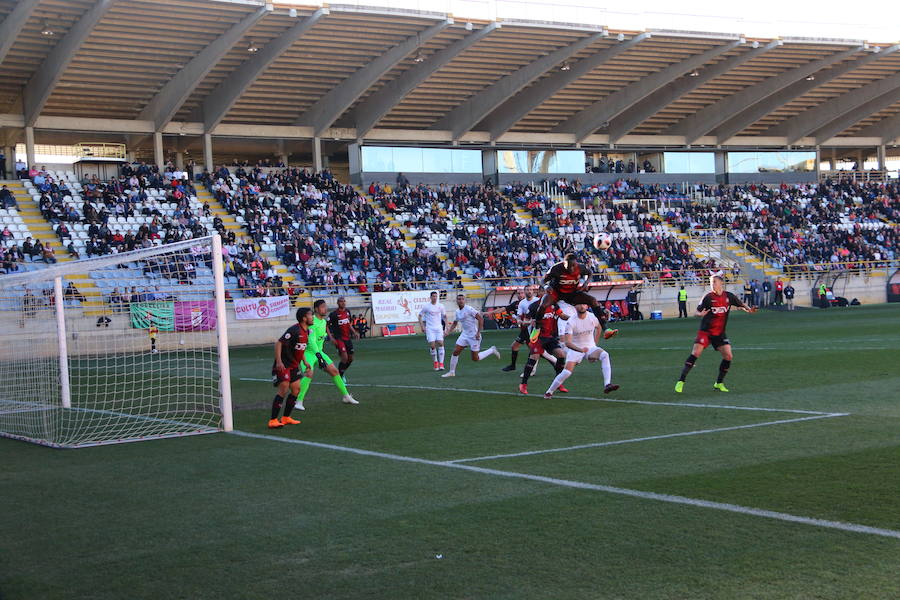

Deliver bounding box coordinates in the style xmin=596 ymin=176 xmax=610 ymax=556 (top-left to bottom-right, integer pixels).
xmin=0 ymin=235 xmax=232 ymax=448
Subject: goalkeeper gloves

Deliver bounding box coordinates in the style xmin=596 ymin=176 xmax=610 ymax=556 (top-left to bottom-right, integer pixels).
xmin=315 ymin=352 xmax=328 ymax=369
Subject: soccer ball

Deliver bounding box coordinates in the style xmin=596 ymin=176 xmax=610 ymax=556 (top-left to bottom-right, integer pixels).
xmin=593 ymin=233 xmax=612 ymax=251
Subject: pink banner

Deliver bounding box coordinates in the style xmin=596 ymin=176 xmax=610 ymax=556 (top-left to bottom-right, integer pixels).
xmin=174 ymin=300 xmax=217 ymax=331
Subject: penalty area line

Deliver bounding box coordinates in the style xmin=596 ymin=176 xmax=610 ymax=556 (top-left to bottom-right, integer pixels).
xmin=237 ymin=378 xmax=836 ymax=415
xmin=446 ymin=413 xmax=848 ymax=463
xmin=230 ymin=429 xmax=900 ymax=540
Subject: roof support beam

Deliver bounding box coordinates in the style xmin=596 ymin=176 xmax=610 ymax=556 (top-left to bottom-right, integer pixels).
xmin=198 ymin=8 xmax=328 ymax=133
xmin=296 ymin=19 xmax=452 ymax=135
xmin=607 ymin=41 xmax=778 ymax=143
xmin=350 ymin=22 xmax=500 ymax=139
xmin=856 ymin=111 xmax=900 ymax=144
xmin=0 ymin=0 xmax=40 ymax=65
xmin=555 ymin=40 xmax=740 ymax=142
xmin=768 ymin=71 xmax=900 ymax=145
xmin=485 ymin=33 xmax=649 ymax=141
xmin=715 ymin=45 xmax=900 ymax=143
xmin=813 ymin=88 xmax=900 ymax=143
xmin=667 ymin=46 xmax=862 ymax=144
xmin=138 ymin=4 xmax=270 ymax=131
xmin=22 ymin=0 xmax=116 ymax=127
xmin=430 ymin=32 xmax=606 ymax=140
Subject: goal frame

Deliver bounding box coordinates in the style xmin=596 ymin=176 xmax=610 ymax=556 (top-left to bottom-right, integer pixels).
xmin=0 ymin=234 xmax=233 ymax=448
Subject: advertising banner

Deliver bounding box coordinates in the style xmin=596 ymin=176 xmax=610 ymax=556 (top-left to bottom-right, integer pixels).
xmin=234 ymin=296 xmax=292 ymax=320
xmin=174 ymin=300 xmax=217 ymax=331
xmin=371 ymin=290 xmax=437 ymax=324
xmin=130 ymin=301 xmax=174 ymax=331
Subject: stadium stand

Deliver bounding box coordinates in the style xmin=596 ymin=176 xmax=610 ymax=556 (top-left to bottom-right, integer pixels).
xmin=663 ymin=180 xmax=899 ymax=275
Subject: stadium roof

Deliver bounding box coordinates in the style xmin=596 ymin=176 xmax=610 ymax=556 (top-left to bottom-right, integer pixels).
xmin=1 ymin=0 xmax=899 ymax=151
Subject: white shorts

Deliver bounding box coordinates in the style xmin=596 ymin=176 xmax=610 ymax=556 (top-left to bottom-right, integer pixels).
xmin=425 ymin=327 xmax=444 ymax=343
xmin=455 ymin=333 xmax=481 ymax=352
xmin=565 ymin=345 xmax=603 ymax=365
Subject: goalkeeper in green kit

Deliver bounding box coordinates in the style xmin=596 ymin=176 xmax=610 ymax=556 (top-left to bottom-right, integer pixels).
xmin=294 ymin=299 xmax=359 ymax=410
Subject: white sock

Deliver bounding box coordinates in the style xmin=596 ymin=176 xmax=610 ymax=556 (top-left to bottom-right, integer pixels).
xmin=430 ymin=347 xmax=437 ymax=361
xmin=599 ymin=350 xmax=612 ymax=386
xmin=438 ymin=346 xmax=445 ymax=363
xmin=548 ymin=368 xmax=572 ymax=394
xmin=477 ymin=346 xmax=495 ymax=361
xmin=542 ymin=351 xmax=557 ymax=364
xmin=448 ymin=354 xmax=459 ymax=373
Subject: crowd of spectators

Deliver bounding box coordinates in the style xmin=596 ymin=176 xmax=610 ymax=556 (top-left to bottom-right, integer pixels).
xmin=205 ymin=166 xmax=453 ymax=294
xmin=663 ymin=179 xmax=898 ymax=274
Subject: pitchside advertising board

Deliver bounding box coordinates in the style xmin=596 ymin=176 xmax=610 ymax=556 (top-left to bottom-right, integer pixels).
xmin=372 ymin=290 xmax=437 ymax=324
xmin=233 ymin=296 xmax=292 ymax=320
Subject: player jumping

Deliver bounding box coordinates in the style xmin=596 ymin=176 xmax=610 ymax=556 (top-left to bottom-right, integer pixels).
xmin=545 ymin=303 xmax=619 ymax=399
xmin=441 ymin=294 xmax=501 ymax=377
xmin=328 ymin=296 xmax=359 ymax=378
xmin=268 ymin=307 xmax=313 ymax=428
xmin=675 ymin=274 xmax=757 ymax=393
xmin=536 ymin=253 xmax=618 ymax=339
xmin=518 ymin=300 xmax=569 ymax=395
xmin=418 ymin=291 xmax=447 ymax=370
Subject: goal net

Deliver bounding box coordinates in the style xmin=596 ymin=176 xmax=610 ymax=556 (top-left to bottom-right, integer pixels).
xmin=0 ymin=235 xmax=232 ymax=448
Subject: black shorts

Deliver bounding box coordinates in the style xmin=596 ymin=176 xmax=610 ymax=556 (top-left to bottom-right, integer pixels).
xmin=695 ymin=331 xmax=730 ymax=350
xmin=546 ymin=288 xmax=596 ymax=307
xmin=272 ymin=362 xmax=302 ymax=386
xmin=514 ymin=324 xmax=530 ymax=345
xmin=529 ymin=336 xmax=561 ymax=354
xmin=333 ymin=337 xmax=354 ymax=355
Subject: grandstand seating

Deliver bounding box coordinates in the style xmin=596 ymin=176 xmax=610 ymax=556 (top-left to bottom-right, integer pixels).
xmin=664 ymin=181 xmax=898 ymax=273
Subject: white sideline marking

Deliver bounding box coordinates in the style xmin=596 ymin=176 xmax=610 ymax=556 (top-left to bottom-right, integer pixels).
xmin=237 ymin=378 xmax=835 ymax=415
xmin=447 ymin=414 xmax=848 ymax=463
xmin=230 ymin=430 xmax=900 ymax=540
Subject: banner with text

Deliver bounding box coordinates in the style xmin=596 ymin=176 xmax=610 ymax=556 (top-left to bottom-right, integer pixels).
xmin=234 ymin=296 xmax=292 ymax=320
xmin=372 ymin=290 xmax=437 ymax=324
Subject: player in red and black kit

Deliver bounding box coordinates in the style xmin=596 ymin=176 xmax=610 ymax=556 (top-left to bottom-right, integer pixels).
xmin=675 ymin=275 xmax=756 ymax=393
xmin=328 ymin=296 xmax=359 ymax=378
xmin=538 ymin=253 xmax=618 ymax=339
xmin=518 ymin=300 xmax=569 ymax=395
xmin=269 ymin=307 xmax=314 ymax=428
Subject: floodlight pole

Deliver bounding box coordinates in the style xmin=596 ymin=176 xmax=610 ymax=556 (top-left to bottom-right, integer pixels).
xmin=211 ymin=234 xmax=233 ymax=431
xmin=53 ymin=276 xmax=71 ymax=409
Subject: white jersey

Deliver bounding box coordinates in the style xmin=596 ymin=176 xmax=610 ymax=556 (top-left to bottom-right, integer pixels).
xmin=419 ymin=302 xmax=446 ymax=329
xmin=517 ymin=297 xmax=539 ymax=321
xmin=455 ymin=305 xmax=480 ymax=337
xmin=563 ymin=312 xmax=600 ymax=348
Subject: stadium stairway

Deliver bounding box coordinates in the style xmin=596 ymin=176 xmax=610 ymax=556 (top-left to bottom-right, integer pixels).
xmin=195 ymin=188 xmax=296 ymax=287
xmin=356 ymin=187 xmax=483 ymax=297
xmin=6 ymin=180 xmax=108 ymax=315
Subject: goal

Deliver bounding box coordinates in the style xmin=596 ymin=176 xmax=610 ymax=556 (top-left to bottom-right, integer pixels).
xmin=0 ymin=235 xmax=232 ymax=448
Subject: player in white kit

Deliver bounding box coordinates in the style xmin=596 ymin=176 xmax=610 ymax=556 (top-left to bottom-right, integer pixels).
xmin=418 ymin=291 xmax=447 ymax=371
xmin=441 ymin=294 xmax=501 ymax=377
xmin=544 ymin=302 xmax=619 ymax=398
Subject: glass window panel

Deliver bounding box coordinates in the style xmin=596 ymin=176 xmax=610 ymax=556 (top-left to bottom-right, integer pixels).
xmin=663 ymin=152 xmax=715 ymax=173
xmin=391 ymin=147 xmax=423 ymax=173
xmin=421 ymin=148 xmax=451 ymax=173
xmin=451 ymin=149 xmax=482 ymax=173
xmin=556 ymin=150 xmax=586 ymax=172
xmin=360 ymin=146 xmax=393 ymax=172
xmin=728 ymin=151 xmax=816 ymax=173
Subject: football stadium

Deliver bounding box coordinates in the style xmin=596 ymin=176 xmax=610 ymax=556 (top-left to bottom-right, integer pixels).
xmin=1 ymin=0 xmax=898 ymax=598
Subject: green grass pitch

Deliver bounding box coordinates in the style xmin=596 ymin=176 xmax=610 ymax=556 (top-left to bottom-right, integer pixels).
xmin=2 ymin=304 xmax=899 ymax=599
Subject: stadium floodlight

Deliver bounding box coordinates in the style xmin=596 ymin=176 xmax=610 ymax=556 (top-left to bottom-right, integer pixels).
xmin=40 ymin=20 xmax=54 ymax=36
xmin=289 ymin=8 xmax=298 ymax=18
xmin=0 ymin=235 xmax=232 ymax=448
